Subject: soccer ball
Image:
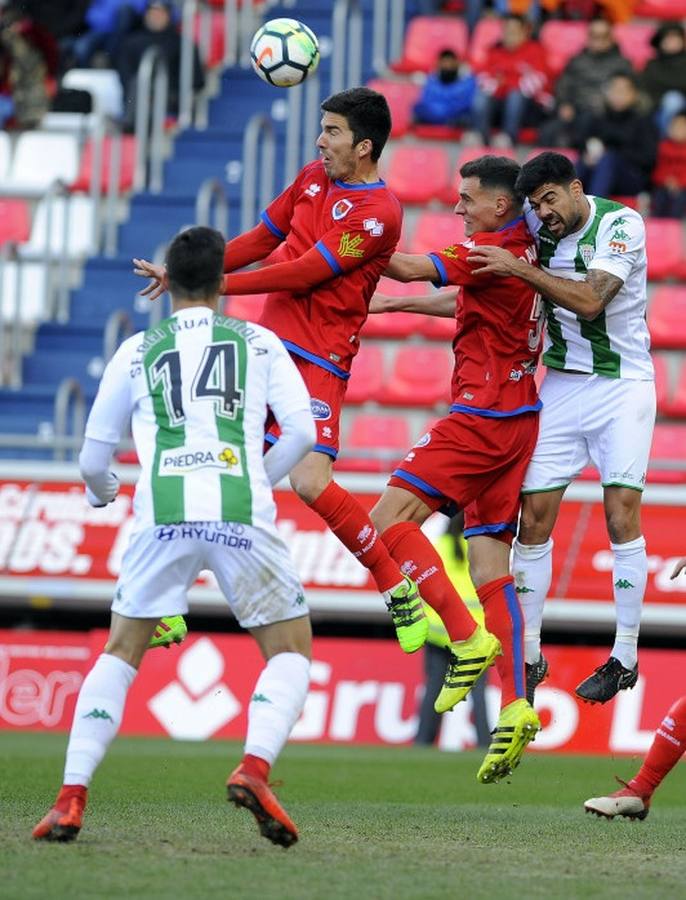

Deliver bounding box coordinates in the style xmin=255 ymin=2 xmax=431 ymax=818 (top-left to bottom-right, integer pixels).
xmin=250 ymin=18 xmax=320 ymax=88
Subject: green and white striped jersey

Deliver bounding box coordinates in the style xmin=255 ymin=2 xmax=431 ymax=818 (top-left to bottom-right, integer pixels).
xmin=525 ymin=196 xmax=653 ymax=380
xmin=84 ymin=307 xmax=312 ymax=531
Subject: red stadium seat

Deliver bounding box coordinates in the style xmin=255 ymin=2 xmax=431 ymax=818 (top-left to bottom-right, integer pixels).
xmin=392 ymin=17 xmax=468 ymax=74
xmin=442 ymin=147 xmax=517 ymax=204
xmin=420 ymin=309 xmax=456 ymax=341
xmin=635 ymin=0 xmax=686 ymax=16
xmin=223 ymin=293 xmax=267 ymax=321
xmin=0 ymin=199 xmax=30 ymax=246
xmin=362 ymin=311 xmax=427 ymax=339
xmin=539 ymin=21 xmax=588 ymax=76
xmin=652 ymin=353 xmax=671 ymax=415
xmin=648 ymin=287 xmax=686 ymax=349
xmin=194 ymin=11 xmax=225 ymax=67
xmin=664 ymin=359 xmax=686 ymax=419
xmin=524 ymin=147 xmax=578 ymax=165
xmin=411 ymin=211 xmax=465 ymax=255
xmin=379 ymin=345 xmax=453 ymax=406
xmin=469 ymin=18 xmax=503 ymax=68
xmin=338 ymin=413 xmax=411 ymax=473
xmin=412 ymin=124 xmax=465 ymax=142
xmin=614 ymin=23 xmax=654 ymax=71
xmin=649 ymin=423 xmax=686 ymax=483
xmin=345 ymin=344 xmax=386 ymax=405
xmin=645 ymin=220 xmax=686 ymax=281
xmin=383 ymin=145 xmax=451 ymax=204
xmin=367 ymin=79 xmax=421 ymax=138
xmin=70 ymin=135 xmax=136 ymax=193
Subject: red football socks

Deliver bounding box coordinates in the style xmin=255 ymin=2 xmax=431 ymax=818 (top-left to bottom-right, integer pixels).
xmin=381 ymin=521 xmax=477 ymax=641
xmin=241 ymin=754 xmax=271 ymax=783
xmin=56 ymin=784 xmax=87 ymax=812
xmin=629 ymin=694 xmax=686 ymax=798
xmin=310 ymin=482 xmax=403 ymax=594
xmin=477 ymin=575 xmax=526 ymax=707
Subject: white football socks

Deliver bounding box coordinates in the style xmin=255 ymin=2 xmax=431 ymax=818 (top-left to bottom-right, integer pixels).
xmin=63 ymin=653 xmax=137 ymax=786
xmin=610 ymin=536 xmax=647 ymax=669
xmin=512 ymin=538 xmax=554 ymax=665
xmin=245 ymin=652 xmax=310 ymax=765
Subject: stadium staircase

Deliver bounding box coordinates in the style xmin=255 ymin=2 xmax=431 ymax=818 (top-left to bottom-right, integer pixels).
xmin=1 ymin=1 xmax=686 ymax=480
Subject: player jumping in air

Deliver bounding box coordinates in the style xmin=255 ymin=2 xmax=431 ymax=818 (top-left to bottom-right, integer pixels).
xmin=34 ymin=227 xmax=316 ymax=847
xmin=467 ymin=152 xmax=656 ymax=706
xmin=369 ymin=156 xmax=543 ymax=783
xmin=134 ymin=87 xmax=430 ymax=655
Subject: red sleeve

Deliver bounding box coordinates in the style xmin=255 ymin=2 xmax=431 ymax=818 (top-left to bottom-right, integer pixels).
xmin=314 ymin=194 xmax=401 ymax=277
xmin=223 ymin=222 xmax=282 ymax=272
xmin=222 ymin=246 xmax=333 ymax=295
xmin=429 ymin=234 xmax=499 ymax=288
xmin=260 ymin=173 xmax=303 ymax=240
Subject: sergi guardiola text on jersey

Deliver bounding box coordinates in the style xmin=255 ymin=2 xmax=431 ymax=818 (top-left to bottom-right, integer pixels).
xmin=154 ymin=521 xmax=252 ymax=548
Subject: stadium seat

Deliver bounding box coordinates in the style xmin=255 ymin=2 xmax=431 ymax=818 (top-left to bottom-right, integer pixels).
xmin=644 ymin=220 xmax=686 ymax=281
xmin=367 ymin=79 xmax=421 ymax=138
xmin=635 ymin=0 xmax=686 ymax=15
xmin=664 ymin=359 xmax=686 ymax=419
xmin=652 ymin=353 xmax=670 ymax=414
xmin=649 ymin=423 xmax=686 ymax=483
xmin=614 ymin=23 xmax=654 ymax=71
xmin=0 ymin=262 xmax=48 ymax=324
xmin=412 ymin=124 xmax=465 ymax=142
xmin=338 ymin=413 xmax=411 ymax=473
xmin=539 ymin=21 xmax=588 ymax=76
xmin=419 ymin=310 xmax=455 ymax=341
xmin=0 ymin=200 xmax=31 ymax=246
xmin=223 ymin=294 xmax=267 ymax=321
xmin=194 ymin=10 xmax=226 ymax=67
xmin=391 ymin=16 xmax=468 ymax=73
xmin=70 ymin=135 xmax=137 ymax=193
xmin=524 ymin=147 xmax=578 ymax=165
xmin=648 ymin=287 xmax=686 ymax=349
xmin=20 ymin=195 xmax=95 ymax=259
xmin=62 ymin=68 xmax=124 ymax=119
xmin=442 ymin=147 xmax=517 ymax=204
xmin=378 ymin=345 xmax=453 ymax=406
xmin=469 ymin=17 xmax=503 ymax=68
xmin=362 ymin=310 xmax=426 ymax=339
xmin=0 ymin=132 xmax=80 ymax=196
xmin=410 ymin=211 xmax=465 ymax=255
xmin=383 ymin=145 xmax=451 ymax=205
xmin=345 ymin=344 xmax=386 ymax=404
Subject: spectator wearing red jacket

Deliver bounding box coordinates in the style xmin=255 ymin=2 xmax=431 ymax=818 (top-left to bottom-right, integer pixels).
xmin=473 ymin=14 xmax=552 ymax=146
xmin=652 ymin=112 xmax=686 ymax=218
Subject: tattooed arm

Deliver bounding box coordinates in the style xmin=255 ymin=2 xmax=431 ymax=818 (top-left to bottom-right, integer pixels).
xmin=466 ymin=244 xmax=623 ymax=321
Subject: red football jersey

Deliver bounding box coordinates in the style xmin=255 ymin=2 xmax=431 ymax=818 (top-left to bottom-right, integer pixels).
xmin=429 ymin=216 xmax=542 ymax=416
xmin=258 ymin=160 xmax=402 ymax=376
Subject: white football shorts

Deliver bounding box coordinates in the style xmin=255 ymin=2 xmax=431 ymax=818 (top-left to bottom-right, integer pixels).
xmin=522 ymin=369 xmax=656 ymax=493
xmin=111 ymin=521 xmax=308 ymax=627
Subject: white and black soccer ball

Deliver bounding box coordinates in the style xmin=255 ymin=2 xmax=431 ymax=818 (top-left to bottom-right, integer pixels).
xmin=250 ymin=18 xmax=320 ymax=88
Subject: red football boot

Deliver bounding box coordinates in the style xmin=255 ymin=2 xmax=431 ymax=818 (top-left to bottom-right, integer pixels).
xmin=33 ymin=786 xmax=87 ymax=841
xmin=227 ymin=765 xmax=298 ymax=848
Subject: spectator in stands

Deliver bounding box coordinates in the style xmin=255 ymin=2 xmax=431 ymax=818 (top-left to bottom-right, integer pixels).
xmin=0 ymin=1 xmax=58 ymax=129
xmin=22 ymin=2 xmax=89 ymax=67
xmin=116 ymin=0 xmax=204 ymax=132
xmin=642 ymin=22 xmax=686 ymax=137
xmin=555 ymin=17 xmax=633 ymax=119
xmin=651 ymin=112 xmax=686 ymax=219
xmin=413 ymin=49 xmax=476 ymax=127
xmin=63 ymin=0 xmax=147 ymax=70
xmin=576 ymin=73 xmax=658 ymax=198
xmin=472 ymin=14 xmax=552 ymax=146
xmin=537 ymin=101 xmax=584 ymax=149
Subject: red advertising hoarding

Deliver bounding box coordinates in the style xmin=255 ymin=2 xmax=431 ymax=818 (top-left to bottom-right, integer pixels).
xmin=1 ymin=629 xmax=681 ymax=756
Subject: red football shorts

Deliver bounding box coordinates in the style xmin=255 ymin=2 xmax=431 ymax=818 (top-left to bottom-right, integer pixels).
xmin=388 ymin=411 xmax=539 ymax=544
xmin=265 ymin=356 xmax=348 ymax=459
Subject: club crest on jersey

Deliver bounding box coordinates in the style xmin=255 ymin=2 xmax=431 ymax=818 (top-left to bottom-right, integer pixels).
xmin=338 ymin=232 xmax=364 ymax=258
xmin=310 ymin=398 xmax=332 ymax=420
xmin=414 ymin=432 xmax=431 ymax=448
xmin=579 ymin=243 xmax=595 ymax=267
xmin=332 ymin=198 xmax=353 ymax=220
xmin=363 ymin=217 xmax=384 ymax=236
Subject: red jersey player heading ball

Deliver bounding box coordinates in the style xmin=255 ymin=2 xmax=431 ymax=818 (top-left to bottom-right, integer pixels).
xmin=134 ymin=87 xmax=428 ymax=653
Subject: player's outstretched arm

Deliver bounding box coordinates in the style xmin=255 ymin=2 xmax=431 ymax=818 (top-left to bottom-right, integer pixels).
xmin=370 ymin=288 xmax=457 ymax=317
xmin=385 ymin=251 xmax=439 ymax=283
xmin=671 ymin=558 xmax=686 ymax=579
xmin=467 ymin=245 xmax=622 ymax=321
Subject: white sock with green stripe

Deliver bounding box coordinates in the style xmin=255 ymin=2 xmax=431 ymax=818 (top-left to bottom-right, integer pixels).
xmin=610 ymin=536 xmax=647 ymax=669
xmin=512 ymin=538 xmax=553 ymax=665
xmin=245 ymin=652 xmax=310 ymax=765
xmin=63 ymin=653 xmax=137 ymax=786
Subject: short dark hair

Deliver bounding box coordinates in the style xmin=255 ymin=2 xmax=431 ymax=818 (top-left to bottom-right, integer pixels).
xmin=516 ymin=151 xmax=577 ymax=197
xmin=321 ymin=87 xmax=391 ymax=162
xmin=165 ymin=226 xmax=225 ymax=301
xmin=460 ymin=155 xmax=523 ymax=204
xmin=438 ymin=48 xmax=458 ymax=60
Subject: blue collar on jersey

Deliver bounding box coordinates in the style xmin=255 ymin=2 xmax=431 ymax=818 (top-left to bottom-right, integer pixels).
xmin=334 ymin=179 xmax=386 ymax=190
xmin=497 ymin=214 xmax=524 ymax=232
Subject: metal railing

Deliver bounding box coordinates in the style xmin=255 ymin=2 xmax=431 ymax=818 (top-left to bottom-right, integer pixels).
xmin=196 ymin=177 xmax=229 ymax=235
xmin=53 ymin=378 xmax=85 ymax=463
xmin=284 ymin=74 xmax=322 ymax=187
xmin=372 ymin=0 xmax=406 ymax=75
xmin=241 ymin=114 xmax=275 ymax=233
xmin=103 ymin=310 xmax=133 ymax=363
xmin=331 ymin=0 xmax=364 ymax=95
xmin=134 ymin=45 xmax=169 ymax=194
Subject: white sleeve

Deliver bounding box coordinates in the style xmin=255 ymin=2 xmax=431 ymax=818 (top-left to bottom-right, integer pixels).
xmin=79 ymin=437 xmax=119 ymax=506
xmin=262 ymin=334 xmax=316 ymax=485
xmin=587 ymin=209 xmax=645 ymax=284
xmin=84 ymin=338 xmax=136 ymax=445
